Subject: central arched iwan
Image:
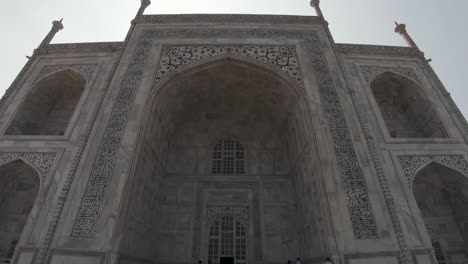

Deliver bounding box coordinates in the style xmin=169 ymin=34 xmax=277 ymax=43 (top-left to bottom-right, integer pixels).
xmin=118 ymin=57 xmax=331 ymax=264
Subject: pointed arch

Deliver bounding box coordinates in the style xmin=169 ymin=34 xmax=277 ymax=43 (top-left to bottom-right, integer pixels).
xmin=0 ymin=160 xmax=40 ymax=261
xmin=7 ymin=69 xmax=86 ymax=135
xmin=370 ymin=71 xmax=447 ymax=138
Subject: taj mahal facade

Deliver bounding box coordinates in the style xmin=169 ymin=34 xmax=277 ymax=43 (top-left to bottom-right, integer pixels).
xmin=1 ymin=1 xmax=468 ymax=264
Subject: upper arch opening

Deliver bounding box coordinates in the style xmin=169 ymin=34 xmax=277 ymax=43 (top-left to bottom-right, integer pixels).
xmin=6 ymin=69 xmax=86 ymax=136
xmin=370 ymin=72 xmax=448 ymax=138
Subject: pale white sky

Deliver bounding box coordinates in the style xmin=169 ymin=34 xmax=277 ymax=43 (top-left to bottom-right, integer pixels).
xmin=1 ymin=0 xmax=467 ymax=118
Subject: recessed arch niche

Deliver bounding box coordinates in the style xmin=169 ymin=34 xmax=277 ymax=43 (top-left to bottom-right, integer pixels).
xmin=118 ymin=57 xmax=329 ymax=263
xmin=0 ymin=160 xmax=40 ymax=261
xmin=6 ymin=69 xmax=86 ymax=136
xmin=413 ymin=162 xmax=468 ymax=262
xmin=370 ymin=72 xmax=448 ymax=138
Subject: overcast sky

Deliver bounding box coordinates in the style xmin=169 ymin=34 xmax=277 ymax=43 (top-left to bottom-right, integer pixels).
xmin=0 ymin=0 xmax=467 ymax=119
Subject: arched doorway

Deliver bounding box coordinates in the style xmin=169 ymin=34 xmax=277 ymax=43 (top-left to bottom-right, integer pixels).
xmin=370 ymin=72 xmax=447 ymax=138
xmin=207 ymin=212 xmax=247 ymax=264
xmin=0 ymin=160 xmax=40 ymax=262
xmin=118 ymin=57 xmax=328 ymax=263
xmin=413 ymin=163 xmax=468 ymax=263
xmin=6 ymin=69 xmax=86 ymax=135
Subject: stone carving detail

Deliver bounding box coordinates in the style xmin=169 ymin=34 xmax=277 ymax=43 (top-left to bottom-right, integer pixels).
xmin=137 ymin=14 xmax=322 ymax=24
xmin=71 ymin=29 xmax=377 ymax=240
xmin=207 ymin=207 xmax=249 ymax=224
xmin=398 ymin=155 xmax=468 ymax=185
xmin=47 ymin=42 xmax=122 ymax=51
xmin=155 ymin=46 xmax=303 ymax=87
xmin=36 ymin=63 xmax=98 ymax=83
xmin=334 ymin=43 xmax=421 ymax=57
xmin=305 ymin=37 xmax=378 ymax=239
xmin=0 ymin=152 xmax=56 ymax=178
xmin=360 ymin=65 xmax=418 ymax=83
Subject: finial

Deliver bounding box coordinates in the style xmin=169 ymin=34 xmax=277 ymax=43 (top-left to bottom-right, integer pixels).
xmin=141 ymin=0 xmax=151 ymax=7
xmin=310 ymin=0 xmax=324 ymax=18
xmin=52 ymin=19 xmax=64 ymax=31
xmin=38 ymin=18 xmax=64 ymax=49
xmin=394 ymin=22 xmax=406 ymax=35
xmin=310 ymin=0 xmax=320 ymax=7
xmin=394 ymin=22 xmax=419 ymax=49
xmin=136 ymin=0 xmax=151 ymax=17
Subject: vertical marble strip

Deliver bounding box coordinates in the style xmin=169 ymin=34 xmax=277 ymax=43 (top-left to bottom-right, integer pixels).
xmin=305 ymin=36 xmax=379 ymax=239
xmin=72 ymin=33 xmax=153 ymax=238
xmin=340 ymin=63 xmax=414 ymax=263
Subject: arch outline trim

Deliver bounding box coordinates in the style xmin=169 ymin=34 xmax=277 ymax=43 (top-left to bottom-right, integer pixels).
xmin=360 ymin=65 xmax=419 ymax=85
xmin=398 ymin=154 xmax=468 ymax=189
xmin=0 ymin=152 xmax=56 ymax=180
xmin=34 ymin=63 xmax=97 ymax=85
xmin=153 ymin=45 xmax=304 ymax=89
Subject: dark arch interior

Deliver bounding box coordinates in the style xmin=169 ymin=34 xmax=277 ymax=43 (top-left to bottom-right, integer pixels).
xmin=119 ymin=60 xmax=328 ymax=263
xmin=413 ymin=163 xmax=468 ymax=262
xmin=6 ymin=70 xmax=86 ymax=136
xmin=371 ymin=72 xmax=447 ymax=138
xmin=0 ymin=160 xmax=39 ymax=260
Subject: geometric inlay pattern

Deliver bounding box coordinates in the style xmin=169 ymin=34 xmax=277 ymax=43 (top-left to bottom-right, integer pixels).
xmin=155 ymin=46 xmax=303 ymax=87
xmin=398 ymin=154 xmax=468 ymax=185
xmin=360 ymin=65 xmax=418 ymax=84
xmin=0 ymin=152 xmax=56 ymax=178
xmin=71 ymin=29 xmax=378 ymax=240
